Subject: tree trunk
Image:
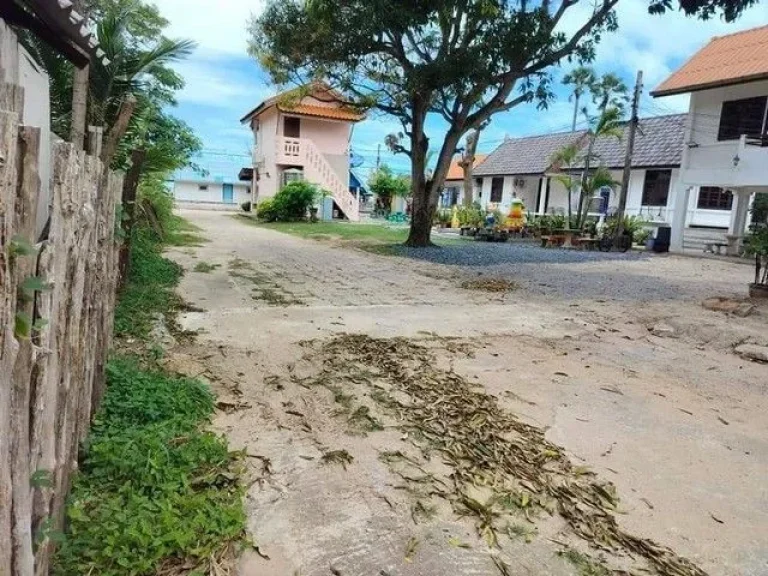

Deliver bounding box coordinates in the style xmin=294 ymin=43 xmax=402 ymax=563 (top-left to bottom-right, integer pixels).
xmin=69 ymin=65 xmax=89 ymax=150
xmin=405 ymin=146 xmax=432 ymax=247
xmin=461 ymin=130 xmax=479 ymax=207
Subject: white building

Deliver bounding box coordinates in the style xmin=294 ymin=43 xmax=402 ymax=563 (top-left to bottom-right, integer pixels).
xmin=652 ymin=24 xmax=768 ymax=253
xmin=472 ymin=115 xmax=687 ymax=226
xmin=169 ymin=159 xmax=251 ymax=210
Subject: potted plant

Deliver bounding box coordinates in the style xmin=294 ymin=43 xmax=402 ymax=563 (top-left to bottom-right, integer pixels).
xmin=745 ymin=225 xmax=768 ymax=298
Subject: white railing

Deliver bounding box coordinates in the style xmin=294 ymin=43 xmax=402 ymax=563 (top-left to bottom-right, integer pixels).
xmin=281 ymin=137 xmax=301 ymax=159
xmin=275 ymin=137 xmax=360 ymax=221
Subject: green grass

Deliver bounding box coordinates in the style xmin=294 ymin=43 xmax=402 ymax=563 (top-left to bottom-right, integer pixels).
xmin=53 ymin=359 xmax=245 ymax=576
xmin=235 ymin=215 xmax=461 ymax=247
xmin=113 ymin=227 xmax=184 ymax=340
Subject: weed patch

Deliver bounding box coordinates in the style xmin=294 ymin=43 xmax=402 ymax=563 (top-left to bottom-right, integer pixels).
xmin=54 ymin=360 xmax=245 ymax=576
xmin=114 ymin=227 xmax=183 ymax=340
xmin=193 ymin=261 xmax=220 ymax=273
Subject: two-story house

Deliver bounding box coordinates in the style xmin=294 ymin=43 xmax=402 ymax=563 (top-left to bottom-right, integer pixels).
xmin=652 ymin=25 xmax=768 ymax=253
xmin=240 ymin=84 xmax=365 ymax=221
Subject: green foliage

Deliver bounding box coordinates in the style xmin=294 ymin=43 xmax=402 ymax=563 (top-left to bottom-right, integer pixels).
xmin=113 ymin=225 xmax=183 ymax=339
xmin=53 ymin=360 xmax=245 ymax=576
xmin=368 ymin=165 xmax=410 ymax=215
xmin=258 ymin=181 xmax=320 ymax=222
xmin=19 ymin=0 xmax=200 ymax=174
xmin=751 ymin=194 xmax=768 ymax=226
xmin=603 ymin=215 xmax=647 ymax=238
xmin=457 ymin=204 xmax=485 ymax=227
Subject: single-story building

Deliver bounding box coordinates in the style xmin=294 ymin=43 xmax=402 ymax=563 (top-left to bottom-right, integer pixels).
xmin=472 ymin=114 xmax=694 ymax=228
xmin=169 ymin=165 xmax=251 ymax=209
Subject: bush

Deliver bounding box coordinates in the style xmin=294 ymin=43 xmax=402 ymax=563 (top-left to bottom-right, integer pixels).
xmin=257 ymin=181 xmax=319 ymax=222
xmin=241 ymin=200 xmax=251 ymax=212
xmin=256 ymin=198 xmax=276 ymax=221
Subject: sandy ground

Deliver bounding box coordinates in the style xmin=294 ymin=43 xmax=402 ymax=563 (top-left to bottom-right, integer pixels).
xmin=166 ymin=210 xmax=768 ymax=576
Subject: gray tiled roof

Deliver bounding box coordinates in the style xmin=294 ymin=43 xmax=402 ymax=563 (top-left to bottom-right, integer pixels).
xmin=474 ymin=130 xmax=587 ymax=176
xmin=582 ymin=113 xmax=685 ymax=169
xmin=475 ymin=113 xmax=686 ymax=176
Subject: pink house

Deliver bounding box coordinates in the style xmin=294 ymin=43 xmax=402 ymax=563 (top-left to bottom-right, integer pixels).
xmin=240 ymin=84 xmax=365 ymax=220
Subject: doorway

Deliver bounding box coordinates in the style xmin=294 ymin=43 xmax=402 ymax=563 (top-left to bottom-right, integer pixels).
xmin=222 ymin=183 xmax=234 ymax=203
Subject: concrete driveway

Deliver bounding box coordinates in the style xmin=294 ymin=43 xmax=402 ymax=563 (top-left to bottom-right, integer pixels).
xmin=167 ymin=210 xmax=768 ymax=576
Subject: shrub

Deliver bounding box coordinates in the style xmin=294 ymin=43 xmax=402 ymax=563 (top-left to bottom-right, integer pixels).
xmin=258 ymin=181 xmax=319 ymax=221
xmin=241 ymin=200 xmax=251 ymax=212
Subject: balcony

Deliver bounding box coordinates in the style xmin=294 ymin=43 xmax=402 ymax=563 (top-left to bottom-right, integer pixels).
xmin=276 ymin=137 xmax=304 ymax=165
xmin=682 ymin=135 xmax=768 ymax=189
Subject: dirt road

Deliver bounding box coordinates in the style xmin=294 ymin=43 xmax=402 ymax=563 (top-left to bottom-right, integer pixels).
xmin=167 ymin=210 xmax=768 ymax=576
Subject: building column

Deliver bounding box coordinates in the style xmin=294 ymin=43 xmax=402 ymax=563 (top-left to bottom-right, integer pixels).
xmin=537 ymin=177 xmax=548 ymax=215
xmin=726 ymin=188 xmax=751 ymax=256
xmin=670 ymin=184 xmax=691 ymax=252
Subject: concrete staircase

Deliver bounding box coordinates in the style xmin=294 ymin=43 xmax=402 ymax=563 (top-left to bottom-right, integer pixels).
xmin=683 ymin=227 xmax=727 ymax=252
xmin=300 ymin=139 xmax=360 ymax=221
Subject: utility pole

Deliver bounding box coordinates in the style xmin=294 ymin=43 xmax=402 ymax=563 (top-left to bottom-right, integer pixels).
xmin=615 ymin=70 xmax=642 ymax=238
xmin=375 ymin=144 xmax=381 ymax=172
xmin=459 ymin=130 xmax=479 ymax=207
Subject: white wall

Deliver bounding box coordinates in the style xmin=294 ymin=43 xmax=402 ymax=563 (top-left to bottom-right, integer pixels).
xmin=173 ymin=181 xmax=250 ymax=206
xmin=18 ymin=49 xmax=52 ymax=236
xmin=680 ymin=80 xmax=768 ymax=194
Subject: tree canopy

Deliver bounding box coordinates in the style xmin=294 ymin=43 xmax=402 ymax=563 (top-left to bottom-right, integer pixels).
xmin=251 ymin=0 xmax=757 ymax=246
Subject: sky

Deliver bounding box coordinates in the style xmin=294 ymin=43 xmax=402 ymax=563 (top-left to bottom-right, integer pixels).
xmin=152 ymin=0 xmax=767 ymax=179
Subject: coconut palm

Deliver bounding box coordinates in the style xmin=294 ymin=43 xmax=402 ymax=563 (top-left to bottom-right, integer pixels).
xmin=576 ymin=106 xmax=624 ymax=227
xmin=549 ymin=143 xmax=582 ymax=227
xmin=562 ymin=66 xmax=596 ymax=132
xmin=19 ymin=0 xmax=195 ymax=169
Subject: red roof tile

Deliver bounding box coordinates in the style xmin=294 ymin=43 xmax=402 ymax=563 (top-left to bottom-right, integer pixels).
xmin=652 ymin=25 xmax=768 ymax=97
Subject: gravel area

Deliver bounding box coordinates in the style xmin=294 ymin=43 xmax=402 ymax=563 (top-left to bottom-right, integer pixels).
xmin=391 ymin=240 xmax=750 ymax=301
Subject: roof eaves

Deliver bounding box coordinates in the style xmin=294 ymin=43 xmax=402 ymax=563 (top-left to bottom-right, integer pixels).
xmin=651 ymin=72 xmax=768 ymax=97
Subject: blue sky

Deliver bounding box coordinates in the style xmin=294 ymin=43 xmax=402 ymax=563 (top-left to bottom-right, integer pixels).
xmin=154 ymin=0 xmax=767 ymax=180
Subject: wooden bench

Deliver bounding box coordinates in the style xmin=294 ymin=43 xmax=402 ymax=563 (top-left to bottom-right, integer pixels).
xmin=574 ymin=237 xmax=600 ymax=250
xmin=704 ymin=242 xmax=728 ymax=255
xmin=541 ymin=235 xmax=565 ymax=248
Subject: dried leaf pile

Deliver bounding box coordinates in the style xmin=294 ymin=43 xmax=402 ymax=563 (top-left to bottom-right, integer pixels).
xmin=299 ymin=334 xmax=706 ymax=576
xmin=461 ymin=278 xmax=518 ymax=292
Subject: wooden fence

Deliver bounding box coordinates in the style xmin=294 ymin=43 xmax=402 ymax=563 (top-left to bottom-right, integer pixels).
xmin=1 ymin=78 xmax=123 ymax=575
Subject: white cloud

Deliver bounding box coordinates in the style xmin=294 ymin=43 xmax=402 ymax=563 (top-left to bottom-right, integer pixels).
xmin=150 ymin=0 xmax=265 ymax=56
xmin=173 ymin=56 xmax=271 ymax=109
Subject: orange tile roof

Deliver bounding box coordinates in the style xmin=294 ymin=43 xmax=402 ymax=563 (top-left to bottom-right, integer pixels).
xmin=445 ymin=155 xmax=487 ymax=181
xmin=652 ymin=25 xmax=768 ymax=97
xmin=276 ymin=103 xmax=364 ymax=122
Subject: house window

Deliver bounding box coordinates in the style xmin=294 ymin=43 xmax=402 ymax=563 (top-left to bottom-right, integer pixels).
xmin=284 ymin=116 xmax=301 ymax=138
xmin=198 ymin=185 xmax=208 ymax=191
xmin=717 ymin=96 xmax=768 ymax=141
xmin=282 ymin=168 xmax=303 ymax=187
xmin=697 ymin=187 xmax=733 ymax=210
xmin=475 ymin=178 xmax=482 ymax=199
xmin=490 ymin=177 xmax=504 ymax=203
xmin=641 ymin=169 xmax=672 ymax=206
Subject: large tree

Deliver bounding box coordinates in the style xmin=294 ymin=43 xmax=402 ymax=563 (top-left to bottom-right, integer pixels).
xmin=250 ymin=0 xmax=757 ymax=246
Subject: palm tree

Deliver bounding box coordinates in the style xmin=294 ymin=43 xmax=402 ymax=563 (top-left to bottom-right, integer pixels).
xmin=562 ymin=66 xmax=596 ymax=132
xmin=576 ymin=106 xmax=624 ymax=228
xmin=19 ymin=0 xmax=195 ymax=168
xmin=549 ymin=143 xmax=581 ymax=227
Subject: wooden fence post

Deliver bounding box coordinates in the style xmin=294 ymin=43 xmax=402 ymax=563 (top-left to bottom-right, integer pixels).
xmin=118 ymin=148 xmax=146 ymax=289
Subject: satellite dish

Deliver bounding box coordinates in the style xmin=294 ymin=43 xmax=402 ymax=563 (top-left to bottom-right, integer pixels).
xmin=349 ymin=150 xmax=364 ymax=168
